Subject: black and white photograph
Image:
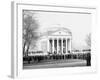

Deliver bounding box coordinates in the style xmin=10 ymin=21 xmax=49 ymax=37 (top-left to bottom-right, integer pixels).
xmin=10 ymin=1 xmax=98 ymax=78
xmin=23 ymin=9 xmax=91 ymax=69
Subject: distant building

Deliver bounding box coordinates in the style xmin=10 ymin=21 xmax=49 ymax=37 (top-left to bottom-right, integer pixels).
xmin=29 ymin=27 xmax=72 ymax=55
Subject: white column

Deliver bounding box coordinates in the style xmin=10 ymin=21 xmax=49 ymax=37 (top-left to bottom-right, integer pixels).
xmin=47 ymin=38 xmax=49 ymax=52
xmin=70 ymin=38 xmax=72 ymax=53
xmin=54 ymin=39 xmax=55 ymax=53
xmin=66 ymin=39 xmax=67 ymax=54
xmin=61 ymin=39 xmax=63 ymax=54
xmin=52 ymin=38 xmax=54 ymax=54
xmin=57 ymin=38 xmax=59 ymax=54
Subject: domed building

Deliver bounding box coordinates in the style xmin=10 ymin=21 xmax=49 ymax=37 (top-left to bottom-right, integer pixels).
xmin=30 ymin=27 xmax=72 ymax=55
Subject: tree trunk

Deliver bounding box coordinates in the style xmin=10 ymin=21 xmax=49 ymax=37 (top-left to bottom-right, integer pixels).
xmin=23 ymin=42 xmax=26 ymax=56
xmin=26 ymin=43 xmax=30 ymax=56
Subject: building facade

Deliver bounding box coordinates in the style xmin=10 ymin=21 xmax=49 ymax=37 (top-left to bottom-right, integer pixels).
xmin=33 ymin=27 xmax=72 ymax=55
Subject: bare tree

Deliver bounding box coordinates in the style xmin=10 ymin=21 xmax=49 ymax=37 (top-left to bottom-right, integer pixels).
xmin=23 ymin=11 xmax=39 ymax=56
xmin=85 ymin=33 xmax=91 ymax=47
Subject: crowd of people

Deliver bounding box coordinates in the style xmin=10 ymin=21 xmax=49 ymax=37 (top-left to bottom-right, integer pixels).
xmin=23 ymin=51 xmax=91 ymax=66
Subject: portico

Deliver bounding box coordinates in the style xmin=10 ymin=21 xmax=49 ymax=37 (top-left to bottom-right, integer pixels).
xmin=47 ymin=28 xmax=72 ymax=54
xmin=48 ymin=37 xmax=71 ymax=54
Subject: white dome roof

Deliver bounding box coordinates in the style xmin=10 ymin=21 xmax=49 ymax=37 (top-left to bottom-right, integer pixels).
xmin=39 ymin=27 xmax=72 ymax=37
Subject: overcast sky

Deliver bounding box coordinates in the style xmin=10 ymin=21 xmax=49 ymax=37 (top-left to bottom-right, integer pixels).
xmin=27 ymin=11 xmax=91 ymax=49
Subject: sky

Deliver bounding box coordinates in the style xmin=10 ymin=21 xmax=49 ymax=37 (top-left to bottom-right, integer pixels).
xmin=26 ymin=10 xmax=92 ymax=49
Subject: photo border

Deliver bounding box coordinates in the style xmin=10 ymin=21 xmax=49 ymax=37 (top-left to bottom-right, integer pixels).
xmin=11 ymin=2 xmax=97 ymax=78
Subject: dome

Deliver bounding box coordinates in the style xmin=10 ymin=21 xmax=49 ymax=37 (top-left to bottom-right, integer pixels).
xmin=47 ymin=27 xmax=72 ymax=35
xmin=40 ymin=27 xmax=72 ymax=37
